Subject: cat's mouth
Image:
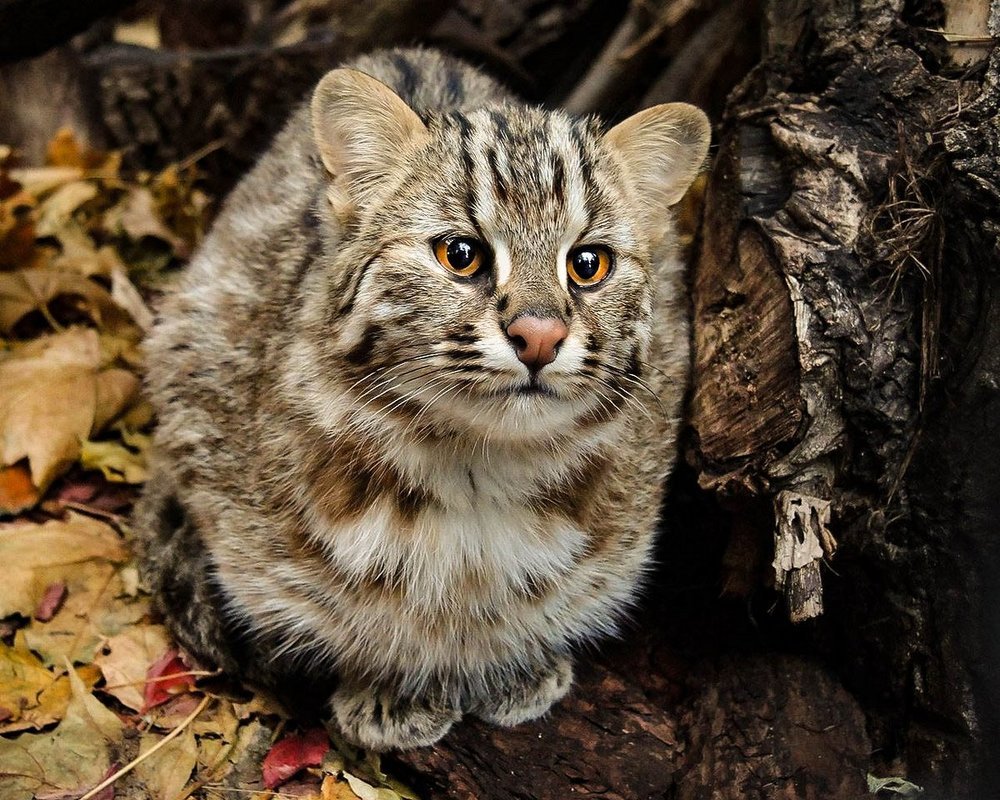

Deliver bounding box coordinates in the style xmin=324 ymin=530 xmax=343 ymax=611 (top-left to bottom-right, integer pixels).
xmin=510 ymin=380 xmax=558 ymax=399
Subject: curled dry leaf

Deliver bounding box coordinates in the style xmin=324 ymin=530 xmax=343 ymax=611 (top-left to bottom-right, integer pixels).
xmin=0 ymin=328 xmax=141 ymax=497
xmin=262 ymin=728 xmax=332 ymax=789
xmin=0 ymin=267 xmax=141 ymax=338
xmin=0 ymin=642 xmax=100 ymax=734
xmin=144 ymin=649 xmax=197 ymax=711
xmin=0 ymin=665 xmax=122 ymax=800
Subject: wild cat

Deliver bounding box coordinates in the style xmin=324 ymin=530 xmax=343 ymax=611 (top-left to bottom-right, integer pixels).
xmin=134 ymin=47 xmax=710 ymax=750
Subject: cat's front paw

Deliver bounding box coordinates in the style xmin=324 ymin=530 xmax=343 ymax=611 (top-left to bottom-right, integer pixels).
xmin=330 ymin=684 xmax=460 ymax=751
xmin=473 ymin=656 xmax=574 ymax=727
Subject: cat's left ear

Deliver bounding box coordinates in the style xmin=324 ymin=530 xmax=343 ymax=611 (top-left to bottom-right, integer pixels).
xmin=311 ymin=68 xmax=429 ymax=218
xmin=603 ymin=103 xmax=711 ymax=211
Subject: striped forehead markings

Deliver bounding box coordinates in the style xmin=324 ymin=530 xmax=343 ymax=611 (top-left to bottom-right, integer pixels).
xmin=453 ymin=112 xmax=485 ymax=236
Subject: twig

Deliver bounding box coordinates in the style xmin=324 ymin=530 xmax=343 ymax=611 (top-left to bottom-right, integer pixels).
xmin=101 ymin=668 xmax=222 ymax=691
xmin=78 ymin=694 xmax=212 ymax=800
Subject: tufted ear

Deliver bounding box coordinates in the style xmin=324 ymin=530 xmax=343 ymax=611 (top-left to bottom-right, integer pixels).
xmin=311 ymin=68 xmax=429 ymax=218
xmin=603 ymin=103 xmax=711 ymax=211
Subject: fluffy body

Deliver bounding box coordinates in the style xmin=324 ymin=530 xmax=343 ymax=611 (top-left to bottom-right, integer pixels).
xmin=135 ymin=47 xmax=705 ymax=749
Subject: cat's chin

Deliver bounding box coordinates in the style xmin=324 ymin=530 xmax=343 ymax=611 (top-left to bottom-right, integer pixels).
xmin=437 ymin=385 xmax=589 ymax=442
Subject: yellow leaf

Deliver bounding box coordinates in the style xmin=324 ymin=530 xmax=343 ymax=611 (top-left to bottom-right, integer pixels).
xmin=135 ymin=725 xmax=199 ymax=800
xmin=0 ymin=660 xmax=122 ymax=800
xmin=0 ymin=642 xmax=100 ymax=734
xmin=93 ymin=624 xmax=171 ymax=712
xmin=21 ymin=562 xmax=148 ymax=666
xmin=0 ymin=512 xmax=128 ymax=619
xmin=80 ymin=438 xmax=149 ymax=484
xmin=45 ymin=128 xmax=116 ymax=173
xmin=343 ymin=771 xmax=404 ymax=800
xmin=322 ymin=775 xmax=366 ymax=800
xmin=0 ymin=328 xmax=140 ymax=491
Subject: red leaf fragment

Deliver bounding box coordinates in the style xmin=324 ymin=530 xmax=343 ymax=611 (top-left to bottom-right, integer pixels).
xmin=142 ymin=649 xmax=195 ymax=711
xmin=262 ymin=728 xmax=331 ymax=789
xmin=34 ymin=581 xmax=67 ymax=621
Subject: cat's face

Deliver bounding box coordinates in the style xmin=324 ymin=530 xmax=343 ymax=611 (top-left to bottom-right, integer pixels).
xmin=310 ymin=70 xmax=709 ymax=442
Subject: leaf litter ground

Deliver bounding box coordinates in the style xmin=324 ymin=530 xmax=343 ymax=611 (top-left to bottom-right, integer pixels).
xmin=0 ymin=133 xmax=418 ymax=800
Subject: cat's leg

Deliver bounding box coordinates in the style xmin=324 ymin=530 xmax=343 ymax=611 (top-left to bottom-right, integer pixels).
xmin=329 ymin=683 xmax=461 ymax=751
xmin=133 ymin=470 xmax=247 ymax=676
xmin=472 ymin=655 xmax=574 ymax=727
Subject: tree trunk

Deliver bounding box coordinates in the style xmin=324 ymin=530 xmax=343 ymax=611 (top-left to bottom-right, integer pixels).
xmin=689 ymin=0 xmax=1000 ymax=796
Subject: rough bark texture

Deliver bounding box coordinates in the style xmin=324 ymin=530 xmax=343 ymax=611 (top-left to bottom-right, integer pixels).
xmin=690 ymin=0 xmax=1000 ymax=795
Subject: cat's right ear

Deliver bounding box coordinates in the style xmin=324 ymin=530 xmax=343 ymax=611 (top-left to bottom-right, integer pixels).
xmin=311 ymin=69 xmax=429 ymax=220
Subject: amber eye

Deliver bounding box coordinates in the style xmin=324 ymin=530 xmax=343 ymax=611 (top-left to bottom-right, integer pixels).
xmin=567 ymin=245 xmax=612 ymax=287
xmin=434 ymin=237 xmax=486 ymax=277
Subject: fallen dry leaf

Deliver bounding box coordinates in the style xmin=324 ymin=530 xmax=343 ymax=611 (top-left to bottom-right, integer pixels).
xmin=34 ymin=581 xmax=67 ymax=621
xmin=135 ymin=724 xmax=199 ymax=800
xmin=110 ymin=262 xmax=155 ymax=331
xmin=0 ymin=512 xmax=128 ymax=619
xmin=7 ymin=166 xmax=84 ymax=197
xmin=45 ymin=128 xmax=118 ymax=173
xmin=0 ymin=328 xmax=141 ymax=495
xmin=0 ymin=665 xmax=122 ymax=800
xmin=0 ymin=642 xmax=100 ymax=734
xmin=144 ymin=649 xmax=197 ymax=711
xmin=263 ymin=728 xmax=331 ymax=789
xmin=0 ymin=267 xmax=141 ymax=337
xmin=322 ymin=775 xmax=366 ymax=800
xmin=80 ymin=437 xmax=149 ymax=484
xmin=0 ymin=186 xmax=37 ymax=270
xmin=94 ymin=624 xmax=172 ymax=712
xmin=21 ymin=560 xmax=148 ymax=666
xmin=105 ymin=185 xmax=186 ymax=253
xmin=34 ymin=180 xmax=98 ymax=237
xmin=0 ymin=461 xmax=41 ymax=513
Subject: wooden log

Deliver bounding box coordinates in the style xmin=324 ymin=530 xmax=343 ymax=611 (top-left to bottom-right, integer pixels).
xmin=394 ymin=650 xmax=871 ymax=799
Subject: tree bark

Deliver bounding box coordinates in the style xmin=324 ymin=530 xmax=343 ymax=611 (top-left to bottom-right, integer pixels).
xmin=689 ymin=0 xmax=1000 ymax=795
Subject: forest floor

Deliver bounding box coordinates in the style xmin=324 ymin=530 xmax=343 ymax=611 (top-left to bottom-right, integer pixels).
xmin=0 ymin=133 xmax=417 ymax=800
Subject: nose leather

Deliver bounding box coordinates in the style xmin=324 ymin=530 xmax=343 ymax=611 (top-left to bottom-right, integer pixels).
xmin=506 ymin=315 xmax=569 ymax=371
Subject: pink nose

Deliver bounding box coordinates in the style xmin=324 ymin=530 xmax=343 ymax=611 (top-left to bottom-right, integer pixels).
xmin=506 ymin=315 xmax=568 ymax=371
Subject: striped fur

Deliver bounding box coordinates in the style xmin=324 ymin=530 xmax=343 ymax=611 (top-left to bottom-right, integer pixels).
xmin=134 ymin=47 xmax=709 ymax=750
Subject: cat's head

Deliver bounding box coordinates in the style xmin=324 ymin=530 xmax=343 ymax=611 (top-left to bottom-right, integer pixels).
xmin=306 ymin=67 xmax=709 ymax=443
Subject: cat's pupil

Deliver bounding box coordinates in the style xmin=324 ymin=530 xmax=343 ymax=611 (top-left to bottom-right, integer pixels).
xmin=573 ymin=250 xmax=600 ymax=280
xmin=448 ymin=239 xmax=477 ymax=269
